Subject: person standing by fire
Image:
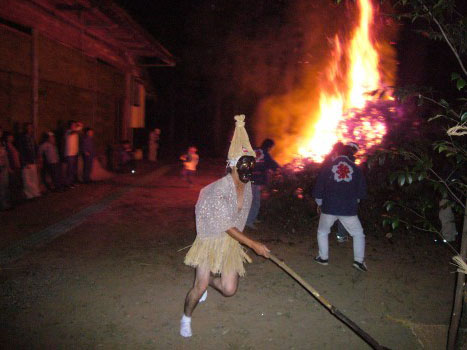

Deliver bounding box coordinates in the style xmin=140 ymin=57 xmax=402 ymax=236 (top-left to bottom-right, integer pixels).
xmin=180 ymin=115 xmax=270 ymax=338
xmin=246 ymin=138 xmax=280 ymax=229
xmin=312 ymin=141 xmax=368 ymax=272
xmin=335 ymin=142 xmax=360 ymax=243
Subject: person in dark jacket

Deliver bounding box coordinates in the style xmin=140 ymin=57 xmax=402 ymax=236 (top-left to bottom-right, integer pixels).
xmin=81 ymin=128 xmax=95 ymax=183
xmin=246 ymin=138 xmax=280 ymax=229
xmin=38 ymin=131 xmax=63 ymax=191
xmin=312 ymin=142 xmax=368 ymax=271
xmin=335 ymin=142 xmax=360 ymax=243
xmin=0 ymin=127 xmax=12 ymax=210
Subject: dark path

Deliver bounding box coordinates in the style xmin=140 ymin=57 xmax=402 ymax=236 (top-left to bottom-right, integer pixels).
xmin=0 ymin=166 xmax=172 ymax=265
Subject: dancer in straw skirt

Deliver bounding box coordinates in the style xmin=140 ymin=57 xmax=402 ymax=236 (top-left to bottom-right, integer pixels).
xmin=180 ymin=115 xmax=270 ymax=338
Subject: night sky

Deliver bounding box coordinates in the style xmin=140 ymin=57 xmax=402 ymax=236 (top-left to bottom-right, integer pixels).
xmin=116 ymin=0 xmax=293 ymax=157
xmin=114 ymin=0 xmax=462 ymax=159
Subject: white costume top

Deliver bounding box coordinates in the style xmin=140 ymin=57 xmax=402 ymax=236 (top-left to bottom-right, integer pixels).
xmin=195 ymin=174 xmax=252 ymax=239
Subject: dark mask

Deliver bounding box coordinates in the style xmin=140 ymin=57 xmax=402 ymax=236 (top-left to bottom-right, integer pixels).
xmin=236 ymin=156 xmax=256 ymax=183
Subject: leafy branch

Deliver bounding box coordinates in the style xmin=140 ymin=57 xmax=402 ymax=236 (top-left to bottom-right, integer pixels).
xmin=383 ymin=200 xmax=459 ymax=255
xmin=395 ymin=0 xmax=467 ymax=77
xmin=418 ymin=0 xmax=467 ymax=77
xmin=376 ymin=148 xmax=465 ymax=209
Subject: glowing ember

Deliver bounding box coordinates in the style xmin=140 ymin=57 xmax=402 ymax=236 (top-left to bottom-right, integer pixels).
xmin=298 ymin=0 xmax=390 ymax=163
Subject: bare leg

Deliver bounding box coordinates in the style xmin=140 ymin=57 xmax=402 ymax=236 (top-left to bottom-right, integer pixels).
xmin=209 ymin=271 xmax=239 ymax=297
xmin=184 ymin=266 xmax=210 ymax=317
xmin=181 ymin=267 xmax=239 ymax=337
xmin=184 ymin=268 xmax=239 ymax=317
xmin=181 ymin=266 xmax=210 ymax=337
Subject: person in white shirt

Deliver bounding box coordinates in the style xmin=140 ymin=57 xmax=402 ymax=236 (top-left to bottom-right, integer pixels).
xmin=180 ymin=146 xmax=199 ymax=186
xmin=63 ymin=121 xmax=80 ymax=188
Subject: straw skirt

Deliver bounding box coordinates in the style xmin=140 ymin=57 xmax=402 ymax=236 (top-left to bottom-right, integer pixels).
xmin=184 ymin=233 xmax=251 ymax=276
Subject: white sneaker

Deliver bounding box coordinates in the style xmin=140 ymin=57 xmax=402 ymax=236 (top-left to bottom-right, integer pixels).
xmin=337 ymin=236 xmax=348 ymax=243
xmin=199 ymin=290 xmax=207 ymax=303
xmin=180 ymin=315 xmax=192 ymax=337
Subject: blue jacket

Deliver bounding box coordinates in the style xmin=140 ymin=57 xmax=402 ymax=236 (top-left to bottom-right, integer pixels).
xmin=252 ymin=148 xmax=279 ymax=186
xmin=312 ymin=155 xmax=367 ymax=216
xmin=80 ymin=136 xmax=95 ymax=158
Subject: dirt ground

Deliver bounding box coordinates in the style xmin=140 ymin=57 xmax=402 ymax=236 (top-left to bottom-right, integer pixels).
xmin=0 ymin=161 xmax=455 ymax=349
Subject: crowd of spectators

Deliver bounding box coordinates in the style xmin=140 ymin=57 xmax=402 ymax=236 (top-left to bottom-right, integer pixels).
xmin=0 ymin=120 xmax=96 ymax=210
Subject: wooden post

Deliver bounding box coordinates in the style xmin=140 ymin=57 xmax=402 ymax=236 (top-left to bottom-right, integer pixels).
xmin=168 ymin=95 xmax=175 ymax=158
xmin=447 ymin=199 xmax=467 ymax=349
xmin=122 ymin=72 xmax=132 ymax=142
xmin=458 ymin=289 xmax=467 ymax=349
xmin=31 ymin=28 xmax=39 ymax=139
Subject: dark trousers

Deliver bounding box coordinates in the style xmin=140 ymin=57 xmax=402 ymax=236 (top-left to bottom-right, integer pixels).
xmin=0 ymin=168 xmax=10 ymax=210
xmin=181 ymin=169 xmax=196 ymax=184
xmin=65 ymin=155 xmax=78 ymax=186
xmin=83 ymin=155 xmax=93 ymax=182
xmin=42 ymin=162 xmax=62 ymax=190
xmin=8 ymin=169 xmax=21 ymax=204
xmin=47 ymin=162 xmax=63 ymax=190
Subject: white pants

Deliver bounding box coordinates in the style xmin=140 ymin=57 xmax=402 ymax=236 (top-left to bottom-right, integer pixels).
xmin=22 ymin=164 xmax=41 ymax=199
xmin=317 ymin=213 xmax=365 ymax=263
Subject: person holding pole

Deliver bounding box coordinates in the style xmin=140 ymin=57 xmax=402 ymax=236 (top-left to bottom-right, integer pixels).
xmin=180 ymin=115 xmax=270 ymax=337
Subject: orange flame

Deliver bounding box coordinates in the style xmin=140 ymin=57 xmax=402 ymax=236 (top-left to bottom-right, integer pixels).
xmin=297 ymin=0 xmax=389 ymax=163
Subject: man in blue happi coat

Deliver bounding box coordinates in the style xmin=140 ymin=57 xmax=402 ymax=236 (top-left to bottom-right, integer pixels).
xmin=312 ymin=142 xmax=368 ymax=272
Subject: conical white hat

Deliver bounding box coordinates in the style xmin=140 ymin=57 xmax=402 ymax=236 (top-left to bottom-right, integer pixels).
xmin=227 ymin=114 xmax=255 ymax=166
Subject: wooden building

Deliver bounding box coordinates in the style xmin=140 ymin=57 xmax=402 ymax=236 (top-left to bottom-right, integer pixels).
xmin=0 ymin=0 xmax=175 ymax=153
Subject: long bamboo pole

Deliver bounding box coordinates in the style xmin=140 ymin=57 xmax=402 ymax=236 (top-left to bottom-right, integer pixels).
xmin=269 ymin=253 xmax=391 ymax=350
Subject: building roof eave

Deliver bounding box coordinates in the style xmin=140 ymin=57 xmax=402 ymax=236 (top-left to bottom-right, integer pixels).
xmin=0 ymin=0 xmax=176 ymax=70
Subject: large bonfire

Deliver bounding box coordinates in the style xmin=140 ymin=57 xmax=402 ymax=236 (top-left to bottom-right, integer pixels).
xmin=255 ymin=0 xmax=397 ymax=165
